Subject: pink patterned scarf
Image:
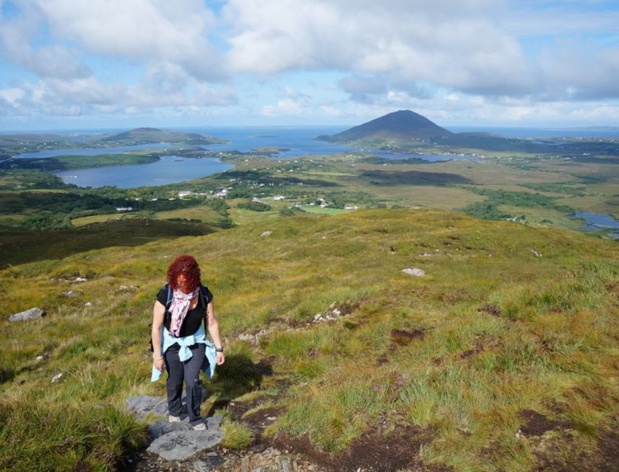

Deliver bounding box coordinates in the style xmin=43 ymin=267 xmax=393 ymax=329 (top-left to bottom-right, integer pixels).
xmin=169 ymin=287 xmax=199 ymax=337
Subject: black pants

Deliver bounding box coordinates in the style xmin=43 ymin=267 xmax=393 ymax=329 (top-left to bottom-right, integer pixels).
xmin=164 ymin=343 xmax=206 ymax=424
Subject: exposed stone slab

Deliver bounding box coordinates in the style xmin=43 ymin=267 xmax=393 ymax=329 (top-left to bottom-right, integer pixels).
xmin=146 ymin=429 xmax=224 ymax=461
xmin=125 ymin=395 xmax=169 ymax=421
xmin=126 ymin=395 xmax=225 ymax=462
xmin=147 ymin=415 xmax=223 ymax=438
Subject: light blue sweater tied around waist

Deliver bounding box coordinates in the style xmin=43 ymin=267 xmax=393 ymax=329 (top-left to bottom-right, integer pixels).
xmin=151 ymin=324 xmax=217 ymax=382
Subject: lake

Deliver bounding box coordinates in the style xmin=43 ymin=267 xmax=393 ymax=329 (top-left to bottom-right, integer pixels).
xmin=193 ymin=127 xmax=354 ymax=158
xmin=57 ymin=155 xmax=233 ymax=189
xmin=369 ymin=151 xmax=481 ymax=162
xmin=573 ymin=211 xmax=619 ymax=238
xmin=22 ymin=127 xmax=462 ymax=188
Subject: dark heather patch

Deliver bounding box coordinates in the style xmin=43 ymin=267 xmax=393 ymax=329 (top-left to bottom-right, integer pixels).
xmin=478 ymin=304 xmax=501 ymax=317
xmin=390 ymin=328 xmax=425 ymax=347
xmin=597 ymin=428 xmax=619 ymax=471
xmin=519 ymin=409 xmax=561 ymax=436
xmin=241 ymin=406 xmax=285 ymax=439
xmin=459 ymin=349 xmax=476 ymax=359
xmin=272 ymin=425 xmax=452 ymax=472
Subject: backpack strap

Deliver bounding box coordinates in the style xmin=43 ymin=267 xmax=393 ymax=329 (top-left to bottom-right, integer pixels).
xmin=200 ymin=285 xmax=209 ymax=332
xmin=165 ymin=283 xmax=173 ymax=309
xmin=199 ymin=285 xmax=208 ymax=310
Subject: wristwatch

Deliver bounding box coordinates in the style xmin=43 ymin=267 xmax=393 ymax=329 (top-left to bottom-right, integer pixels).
xmin=215 ymin=347 xmax=224 ymax=353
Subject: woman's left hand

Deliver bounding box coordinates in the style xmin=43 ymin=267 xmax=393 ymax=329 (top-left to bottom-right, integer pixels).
xmin=216 ymin=351 xmax=225 ymax=365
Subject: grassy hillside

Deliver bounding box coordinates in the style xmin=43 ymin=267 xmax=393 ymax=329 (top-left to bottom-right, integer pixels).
xmin=1 ymin=208 xmax=618 ymax=471
xmin=0 ymin=219 xmax=217 ymax=267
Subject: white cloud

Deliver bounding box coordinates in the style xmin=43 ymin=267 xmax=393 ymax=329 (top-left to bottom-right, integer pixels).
xmin=1 ymin=0 xmax=618 ymax=127
xmin=338 ymin=75 xmax=387 ymax=101
xmin=7 ymin=0 xmax=225 ymax=81
xmin=261 ymin=86 xmax=313 ymax=117
xmin=223 ymin=0 xmax=529 ymax=93
xmin=0 ymin=2 xmax=91 ymax=80
xmin=37 ymin=0 xmax=209 ymax=56
xmin=223 ymin=0 xmax=619 ymax=103
xmin=0 ymin=71 xmax=237 ymax=120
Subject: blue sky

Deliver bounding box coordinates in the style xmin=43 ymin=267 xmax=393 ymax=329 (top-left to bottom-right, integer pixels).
xmin=0 ymin=0 xmax=618 ymax=131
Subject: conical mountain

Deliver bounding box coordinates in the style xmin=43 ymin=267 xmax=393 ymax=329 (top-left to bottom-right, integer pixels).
xmin=318 ymin=110 xmax=453 ymax=142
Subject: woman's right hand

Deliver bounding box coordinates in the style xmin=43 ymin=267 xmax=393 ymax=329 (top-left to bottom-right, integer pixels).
xmin=152 ymin=301 xmax=166 ymax=373
xmin=153 ymin=357 xmax=165 ymax=372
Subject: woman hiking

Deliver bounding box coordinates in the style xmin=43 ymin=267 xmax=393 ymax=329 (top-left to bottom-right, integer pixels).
xmin=151 ymin=254 xmax=225 ymax=430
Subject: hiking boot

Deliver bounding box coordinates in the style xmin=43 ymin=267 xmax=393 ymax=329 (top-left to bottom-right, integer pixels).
xmin=169 ymin=415 xmax=181 ymax=423
xmin=191 ymin=422 xmax=206 ymax=431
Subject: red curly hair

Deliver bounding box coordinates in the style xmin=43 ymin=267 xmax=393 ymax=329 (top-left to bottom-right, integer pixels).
xmin=167 ymin=254 xmax=202 ymax=293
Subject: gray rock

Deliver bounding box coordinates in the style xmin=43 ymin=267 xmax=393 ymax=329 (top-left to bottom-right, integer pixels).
xmin=125 ymin=395 xmax=169 ymax=421
xmin=148 ymin=414 xmax=224 ymax=440
xmin=9 ymin=307 xmax=46 ymax=322
xmin=148 ymin=420 xmax=191 ymax=439
xmin=146 ymin=429 xmax=224 ymax=461
xmin=126 ymin=395 xmax=225 ymax=462
xmin=192 ymin=459 xmax=215 ymax=472
xmin=402 ymin=267 xmax=425 ymax=277
xmin=148 ymin=419 xmax=189 ymax=439
xmin=206 ymin=415 xmax=222 ymax=430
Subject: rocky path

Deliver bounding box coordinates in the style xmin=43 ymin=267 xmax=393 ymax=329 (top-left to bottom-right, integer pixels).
xmin=123 ymin=395 xmax=323 ymax=472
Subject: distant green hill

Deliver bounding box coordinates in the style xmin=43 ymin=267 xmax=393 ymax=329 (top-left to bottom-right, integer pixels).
xmin=1 ymin=208 xmax=618 ymax=471
xmin=317 ymin=110 xmax=454 ymax=143
xmin=99 ymin=127 xmax=224 ymax=145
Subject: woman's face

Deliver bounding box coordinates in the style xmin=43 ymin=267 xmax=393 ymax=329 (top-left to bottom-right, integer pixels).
xmin=177 ymin=274 xmax=191 ymax=293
